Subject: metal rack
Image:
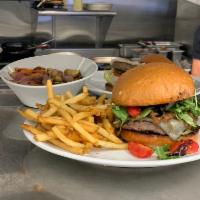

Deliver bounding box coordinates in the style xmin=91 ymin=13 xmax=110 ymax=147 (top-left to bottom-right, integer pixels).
xmin=38 ymin=10 xmax=117 ymax=48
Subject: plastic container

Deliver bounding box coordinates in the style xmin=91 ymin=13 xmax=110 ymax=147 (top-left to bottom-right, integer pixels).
xmin=73 ymin=0 xmax=83 ymax=11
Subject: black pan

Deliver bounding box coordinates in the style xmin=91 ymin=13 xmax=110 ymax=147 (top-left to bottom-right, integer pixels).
xmin=1 ymin=39 xmax=54 ymax=61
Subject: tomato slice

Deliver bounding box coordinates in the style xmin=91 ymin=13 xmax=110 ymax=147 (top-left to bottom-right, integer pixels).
xmin=128 ymin=142 xmax=153 ymax=158
xmin=170 ymin=139 xmax=199 ymax=156
xmin=128 ymin=106 xmax=141 ymax=118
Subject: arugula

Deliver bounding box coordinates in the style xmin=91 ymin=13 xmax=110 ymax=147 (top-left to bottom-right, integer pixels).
xmin=177 ymin=113 xmax=196 ymax=127
xmin=154 ymin=145 xmax=181 ymax=160
xmin=166 ymin=96 xmax=200 ymax=127
xmin=112 ymin=106 xmax=128 ymax=125
xmin=135 ymin=108 xmax=152 ymax=120
xmin=154 ymin=144 xmax=170 ymax=160
xmin=112 ymin=106 xmax=128 ymax=135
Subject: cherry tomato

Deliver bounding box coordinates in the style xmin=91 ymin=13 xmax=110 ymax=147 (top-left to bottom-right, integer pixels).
xmin=128 ymin=106 xmax=141 ymax=118
xmin=170 ymin=139 xmax=199 ymax=156
xmin=128 ymin=142 xmax=153 ymax=158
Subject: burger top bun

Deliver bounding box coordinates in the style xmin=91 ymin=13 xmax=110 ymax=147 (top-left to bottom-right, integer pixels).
xmin=141 ymin=54 xmax=173 ymax=64
xmin=112 ymin=63 xmax=195 ymax=106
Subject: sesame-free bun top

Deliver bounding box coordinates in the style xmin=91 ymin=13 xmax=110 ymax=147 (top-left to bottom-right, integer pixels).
xmin=112 ymin=63 xmax=195 ymax=106
xmin=141 ymin=54 xmax=173 ymax=64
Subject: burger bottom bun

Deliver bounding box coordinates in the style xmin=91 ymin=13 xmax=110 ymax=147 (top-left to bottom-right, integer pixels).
xmin=121 ymin=130 xmax=199 ymax=147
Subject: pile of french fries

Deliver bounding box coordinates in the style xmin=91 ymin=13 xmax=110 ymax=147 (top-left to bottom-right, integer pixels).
xmin=20 ymin=80 xmax=127 ymax=155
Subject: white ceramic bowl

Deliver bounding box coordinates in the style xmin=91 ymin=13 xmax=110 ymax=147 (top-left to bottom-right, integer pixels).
xmin=0 ymin=54 xmax=97 ymax=107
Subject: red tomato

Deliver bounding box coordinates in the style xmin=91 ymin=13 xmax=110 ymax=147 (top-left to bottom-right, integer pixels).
xmin=170 ymin=139 xmax=199 ymax=156
xmin=128 ymin=142 xmax=153 ymax=158
xmin=128 ymin=106 xmax=141 ymax=117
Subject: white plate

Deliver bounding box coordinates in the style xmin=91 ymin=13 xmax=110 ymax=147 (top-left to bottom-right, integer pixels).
xmin=86 ymin=71 xmax=112 ymax=98
xmin=84 ymin=3 xmax=113 ymax=11
xmin=23 ymin=120 xmax=200 ymax=168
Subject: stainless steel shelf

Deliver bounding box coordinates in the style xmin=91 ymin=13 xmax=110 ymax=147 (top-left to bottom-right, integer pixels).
xmin=38 ymin=10 xmax=117 ymax=16
xmin=37 ymin=10 xmax=117 ymax=48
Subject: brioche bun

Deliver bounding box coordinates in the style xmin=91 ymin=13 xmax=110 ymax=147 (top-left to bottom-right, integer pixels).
xmin=112 ymin=63 xmax=195 ymax=106
xmin=121 ymin=130 xmax=199 ymax=147
xmin=141 ymin=54 xmax=173 ymax=64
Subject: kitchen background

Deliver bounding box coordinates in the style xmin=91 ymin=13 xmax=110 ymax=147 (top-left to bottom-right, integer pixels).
xmin=0 ymin=0 xmax=199 ymax=54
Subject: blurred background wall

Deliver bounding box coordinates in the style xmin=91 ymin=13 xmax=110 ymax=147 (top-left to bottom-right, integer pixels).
xmin=0 ymin=0 xmax=199 ymax=49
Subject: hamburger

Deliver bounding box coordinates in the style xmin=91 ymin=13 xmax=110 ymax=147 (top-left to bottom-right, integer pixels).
xmin=112 ymin=62 xmax=200 ymax=148
xmin=141 ymin=54 xmax=173 ymax=64
xmin=104 ymin=58 xmax=139 ymax=92
xmin=105 ymin=55 xmax=173 ymax=92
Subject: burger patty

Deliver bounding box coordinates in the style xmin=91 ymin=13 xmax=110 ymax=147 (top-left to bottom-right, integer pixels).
xmin=121 ymin=120 xmax=166 ymax=135
xmin=105 ymin=83 xmax=113 ymax=92
xmin=112 ymin=62 xmax=134 ymax=72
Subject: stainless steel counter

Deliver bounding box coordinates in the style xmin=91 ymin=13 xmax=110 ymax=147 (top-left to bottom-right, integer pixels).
xmin=1 ymin=79 xmax=200 ymax=200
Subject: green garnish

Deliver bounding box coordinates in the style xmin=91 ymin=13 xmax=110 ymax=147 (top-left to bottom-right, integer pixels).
xmin=112 ymin=106 xmax=128 ymax=125
xmin=176 ymin=113 xmax=196 ymax=127
xmin=154 ymin=144 xmax=170 ymax=160
xmin=112 ymin=105 xmax=128 ymax=135
xmin=154 ymin=144 xmax=182 ymax=160
xmin=166 ymin=96 xmax=200 ymax=127
xmin=135 ymin=108 xmax=152 ymax=120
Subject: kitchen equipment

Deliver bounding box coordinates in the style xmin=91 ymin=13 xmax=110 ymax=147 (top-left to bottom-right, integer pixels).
xmin=119 ymin=42 xmax=185 ymax=62
xmin=33 ymin=0 xmax=64 ymax=9
xmin=37 ymin=0 xmax=47 ymax=8
xmin=171 ymin=49 xmax=184 ymax=62
xmin=119 ymin=44 xmax=141 ymax=58
xmin=1 ymin=42 xmax=36 ymax=61
xmin=0 ymin=54 xmax=97 ymax=107
xmin=1 ymin=39 xmax=54 ymax=61
xmin=138 ymin=41 xmax=182 ymax=49
xmin=84 ymin=3 xmax=113 ymax=11
xmin=156 ymin=47 xmax=170 ymax=58
xmin=131 ymin=47 xmax=157 ymax=58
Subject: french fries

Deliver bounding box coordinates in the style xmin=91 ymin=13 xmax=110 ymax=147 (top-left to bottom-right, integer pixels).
xmin=35 ymin=134 xmax=54 ymax=142
xmin=65 ymin=90 xmax=74 ymax=99
xmin=38 ymin=116 xmax=69 ymax=126
xmin=102 ymin=118 xmax=115 ymax=134
xmin=52 ymin=126 xmax=84 ymax=148
xmin=73 ymin=112 xmax=92 ymax=122
xmin=49 ymin=139 xmax=84 ymax=155
xmin=97 ymin=127 xmax=123 ymax=144
xmin=20 ymin=80 xmax=128 ymax=155
xmin=47 ymin=79 xmax=54 ymax=99
xmin=49 ymin=98 xmax=77 ymax=116
xmin=72 ymin=122 xmax=98 ymax=145
xmin=19 ymin=109 xmax=38 ymax=121
xmin=64 ymin=86 xmax=88 ymax=104
xmin=79 ymin=96 xmax=96 ymax=105
xmin=41 ymin=106 xmax=57 ymax=117
xmin=21 ymin=124 xmax=45 ymax=135
xmin=97 ymin=94 xmax=106 ymax=105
